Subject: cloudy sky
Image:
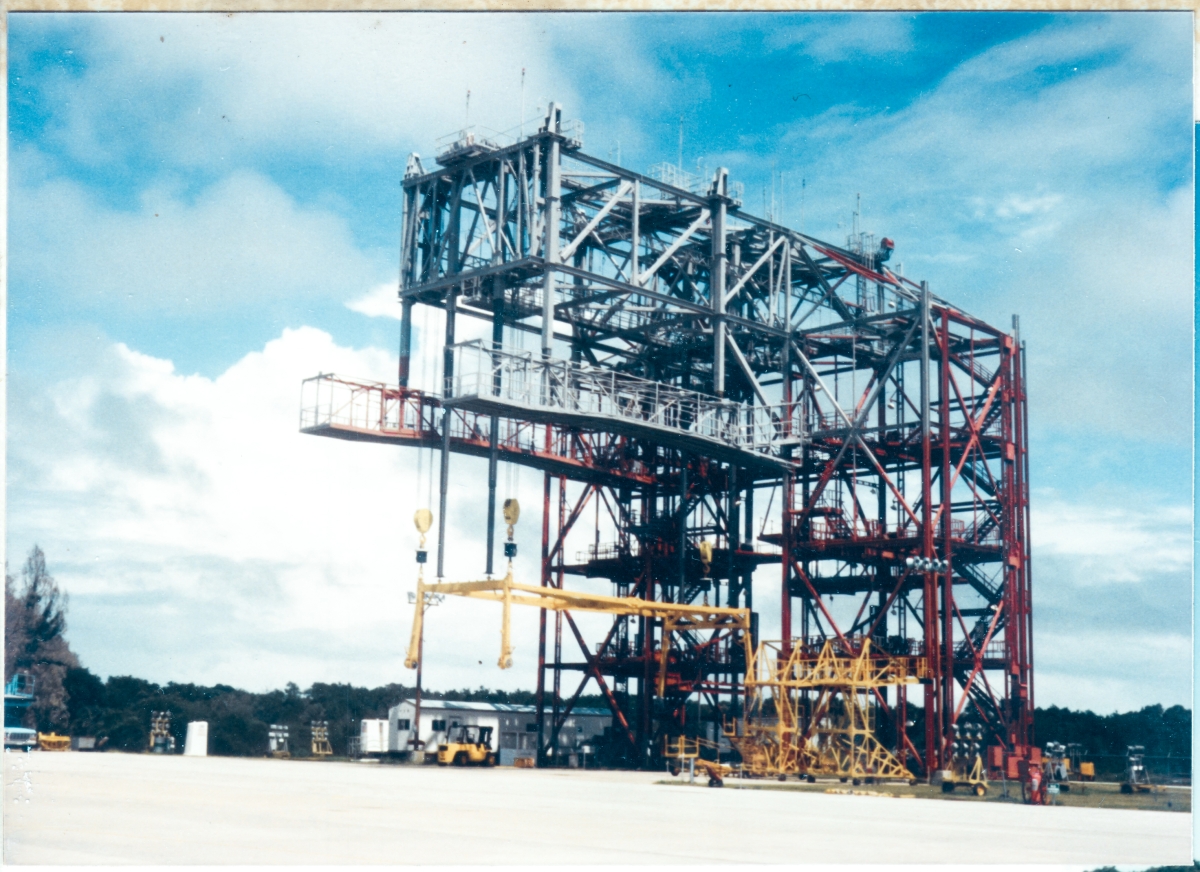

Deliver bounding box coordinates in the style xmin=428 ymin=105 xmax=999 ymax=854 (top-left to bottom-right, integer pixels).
xmin=7 ymin=12 xmax=1192 ymax=713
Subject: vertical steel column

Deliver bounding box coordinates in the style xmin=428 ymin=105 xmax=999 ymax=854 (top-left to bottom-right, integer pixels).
xmin=550 ymin=476 xmax=566 ymax=763
xmin=1007 ymin=313 xmax=1034 ymax=748
xmin=1001 ymin=322 xmax=1020 ymax=746
xmin=399 ymin=299 xmax=413 ymax=388
xmin=919 ymin=280 xmax=938 ymax=774
xmin=743 ymin=476 xmax=753 ymax=611
xmin=677 ymin=458 xmax=689 ymax=598
xmin=400 ymin=176 xmax=417 ymax=290
xmin=727 ymin=465 xmax=739 ymax=603
xmin=630 ymin=180 xmax=640 ymax=286
xmin=938 ymin=309 xmax=955 ymax=752
xmin=436 ymin=292 xmax=457 ymax=580
xmin=535 ymin=468 xmax=551 ymax=766
xmin=1018 ymin=335 xmax=1034 ymax=744
xmin=484 ymin=161 xmax=508 ymax=577
xmin=638 ymin=479 xmax=655 ymax=765
xmin=1003 ymin=321 xmax=1019 ymax=744
xmin=781 ymin=472 xmax=793 ymax=656
xmin=711 ymin=169 xmax=728 ymax=396
xmin=541 ymin=105 xmax=561 ymax=358
xmin=486 ymin=277 xmax=504 ymax=577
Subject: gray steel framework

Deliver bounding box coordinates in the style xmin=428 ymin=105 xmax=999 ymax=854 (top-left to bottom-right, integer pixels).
xmin=303 ymin=103 xmax=1033 ymax=774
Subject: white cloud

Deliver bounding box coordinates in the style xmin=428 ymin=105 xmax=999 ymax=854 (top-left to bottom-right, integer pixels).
xmin=765 ymin=15 xmax=915 ymax=62
xmin=34 ymin=13 xmax=578 ymax=166
xmin=10 ymin=164 xmax=389 ymax=315
xmin=1031 ymin=497 xmax=1191 ymax=585
xmin=992 ymin=192 xmax=1063 ymax=220
xmin=10 ymin=326 xmax=1190 ymax=711
xmin=777 ymin=15 xmax=1192 ymax=444
xmin=8 ymin=328 xmax=553 ymax=692
xmin=1035 ymin=631 xmax=1190 ymax=711
xmin=346 ymin=282 xmax=401 ymax=320
xmin=1026 ymin=487 xmax=1191 ymax=709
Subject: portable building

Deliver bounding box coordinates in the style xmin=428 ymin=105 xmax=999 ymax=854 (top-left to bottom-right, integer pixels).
xmin=387 ymin=699 xmax=610 ymax=763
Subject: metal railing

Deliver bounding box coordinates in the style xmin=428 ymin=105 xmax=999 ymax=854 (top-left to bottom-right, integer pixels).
xmin=4 ymin=673 xmax=34 ymax=698
xmin=300 ymin=375 xmax=437 ymax=437
xmin=448 ymin=341 xmax=800 ymax=457
xmin=433 ymin=116 xmax=584 ymax=165
xmin=577 ymin=542 xmax=640 ymax=563
xmin=644 ymin=163 xmax=744 ymax=207
xmin=647 ymin=162 xmax=702 ymax=196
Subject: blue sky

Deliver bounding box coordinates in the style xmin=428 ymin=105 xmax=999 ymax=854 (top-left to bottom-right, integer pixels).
xmin=7 ymin=12 xmax=1193 ymax=711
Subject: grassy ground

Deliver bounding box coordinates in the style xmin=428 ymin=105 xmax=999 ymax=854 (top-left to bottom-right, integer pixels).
xmin=658 ymin=775 xmax=1190 ymax=812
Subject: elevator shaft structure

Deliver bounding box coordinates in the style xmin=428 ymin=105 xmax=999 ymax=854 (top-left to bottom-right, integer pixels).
xmin=300 ymin=104 xmax=1032 ymax=774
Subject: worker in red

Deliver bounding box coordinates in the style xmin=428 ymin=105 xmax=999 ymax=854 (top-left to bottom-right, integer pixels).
xmin=1023 ymin=759 xmax=1048 ymax=805
xmin=877 ymin=237 xmax=895 ymax=263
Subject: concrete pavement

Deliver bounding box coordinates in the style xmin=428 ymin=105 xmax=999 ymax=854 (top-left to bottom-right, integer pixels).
xmin=3 ymin=750 xmax=1190 ymax=865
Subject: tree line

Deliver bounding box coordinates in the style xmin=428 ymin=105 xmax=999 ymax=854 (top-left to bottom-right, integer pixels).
xmin=47 ymin=669 xmax=1197 ymax=763
xmin=6 ymin=544 xmax=1193 ymax=763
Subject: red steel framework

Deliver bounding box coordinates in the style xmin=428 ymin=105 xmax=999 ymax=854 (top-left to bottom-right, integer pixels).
xmin=300 ymin=104 xmax=1033 ymax=774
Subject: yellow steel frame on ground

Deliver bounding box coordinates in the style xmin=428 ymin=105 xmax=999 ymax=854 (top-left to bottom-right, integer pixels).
xmin=663 ymin=736 xmax=701 ymax=759
xmin=950 ymin=754 xmax=987 ymax=789
xmin=728 ymin=639 xmax=926 ymax=782
xmin=405 ymin=565 xmax=750 ymax=695
xmin=311 ymin=724 xmax=333 ymax=757
xmin=664 ymin=735 xmax=733 ymax=784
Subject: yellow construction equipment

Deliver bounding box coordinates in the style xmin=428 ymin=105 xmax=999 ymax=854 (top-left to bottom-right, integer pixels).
xmin=36 ymin=732 xmax=70 ymax=752
xmin=405 ymin=566 xmax=750 ymax=691
xmin=311 ymin=721 xmax=333 ymax=756
xmin=148 ymin=710 xmax=175 ymax=753
xmin=437 ymin=725 xmax=498 ymax=766
xmin=693 ymin=757 xmax=734 ymax=787
xmin=728 ymin=638 xmax=925 ymax=784
xmin=663 ymin=735 xmax=733 ymax=787
xmin=663 ymin=734 xmax=701 ymax=764
xmin=941 ymin=723 xmax=989 ymax=795
xmin=405 ymin=503 xmax=748 ymax=694
xmin=1066 ymin=742 xmax=1094 ymax=782
xmin=939 ymin=754 xmax=988 ymax=796
xmin=406 ymin=506 xmax=912 ymax=782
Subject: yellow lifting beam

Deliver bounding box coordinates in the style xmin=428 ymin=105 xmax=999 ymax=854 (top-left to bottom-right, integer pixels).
xmin=404 ymin=506 xmax=747 ymax=700
xmin=405 ymin=565 xmax=750 ymax=695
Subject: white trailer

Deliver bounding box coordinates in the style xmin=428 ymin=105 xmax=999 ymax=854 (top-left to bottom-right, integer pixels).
xmin=359 ymin=719 xmax=388 ymax=755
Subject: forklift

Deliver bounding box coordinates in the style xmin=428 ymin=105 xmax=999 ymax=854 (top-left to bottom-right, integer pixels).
xmin=1066 ymin=743 xmax=1095 ymax=783
xmin=437 ymin=724 xmax=498 ymax=767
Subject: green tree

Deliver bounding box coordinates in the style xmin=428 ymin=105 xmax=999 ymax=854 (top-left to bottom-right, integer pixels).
xmin=64 ymin=666 xmax=108 ymax=736
xmin=5 ymin=546 xmax=79 ymax=730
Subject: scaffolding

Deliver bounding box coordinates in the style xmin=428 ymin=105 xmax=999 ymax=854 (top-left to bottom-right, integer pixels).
xmin=729 ymin=638 xmax=924 ymax=782
xmin=300 ymin=102 xmax=1033 ymax=774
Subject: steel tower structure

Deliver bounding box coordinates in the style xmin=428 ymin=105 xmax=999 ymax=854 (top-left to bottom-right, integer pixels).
xmin=300 ymin=104 xmax=1033 ymax=775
